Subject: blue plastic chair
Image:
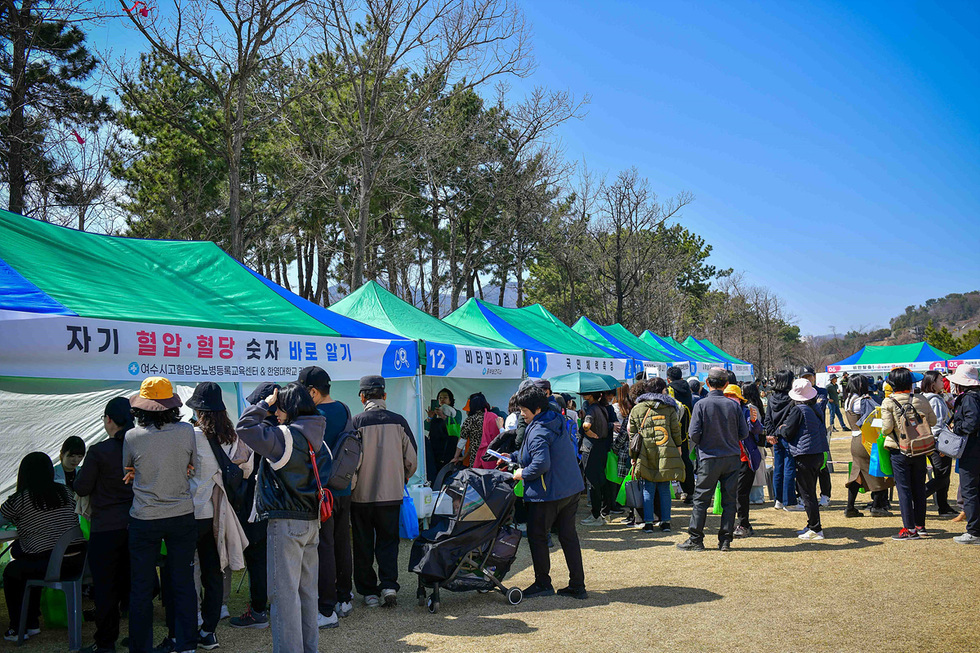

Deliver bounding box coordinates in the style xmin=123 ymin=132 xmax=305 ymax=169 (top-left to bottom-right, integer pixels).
xmin=17 ymin=525 xmax=87 ymax=651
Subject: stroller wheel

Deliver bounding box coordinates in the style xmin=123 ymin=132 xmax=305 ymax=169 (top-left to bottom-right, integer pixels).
xmin=427 ymin=597 xmax=440 ymax=614
xmin=507 ymin=587 xmax=523 ymax=605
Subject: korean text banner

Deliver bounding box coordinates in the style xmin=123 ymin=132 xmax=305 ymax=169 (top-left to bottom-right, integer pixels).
xmin=525 ymin=350 xmax=628 ymax=381
xmin=424 ymin=342 xmax=524 ymax=379
xmin=0 ymin=312 xmax=418 ymax=382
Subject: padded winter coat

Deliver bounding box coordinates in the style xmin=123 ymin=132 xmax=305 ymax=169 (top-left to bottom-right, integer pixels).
xmin=628 ymin=394 xmax=685 ymax=483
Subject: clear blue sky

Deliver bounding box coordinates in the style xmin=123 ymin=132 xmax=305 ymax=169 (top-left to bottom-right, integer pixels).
xmin=97 ymin=2 xmax=980 ymax=336
xmin=509 ymin=0 xmax=980 ymax=335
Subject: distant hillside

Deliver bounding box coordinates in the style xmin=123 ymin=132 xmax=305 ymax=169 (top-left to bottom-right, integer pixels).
xmin=890 ymin=291 xmax=980 ymax=334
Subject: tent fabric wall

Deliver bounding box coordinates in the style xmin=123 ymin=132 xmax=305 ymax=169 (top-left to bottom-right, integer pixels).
xmin=0 ymin=377 xmax=240 ymax=501
xmin=827 ymin=341 xmax=954 ymax=373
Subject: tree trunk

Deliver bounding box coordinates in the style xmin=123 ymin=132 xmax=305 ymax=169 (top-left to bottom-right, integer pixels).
xmin=294 ymin=227 xmax=305 ymax=298
xmin=279 ymin=256 xmax=291 ymax=292
xmin=6 ymin=1 xmax=31 ymax=215
xmin=304 ymin=236 xmax=315 ymax=301
xmin=430 ymin=198 xmax=441 ymax=316
xmin=315 ymin=232 xmax=329 ymax=306
xmin=516 ymin=266 xmax=524 ymax=307
xmin=352 ymin=150 xmax=374 ymax=289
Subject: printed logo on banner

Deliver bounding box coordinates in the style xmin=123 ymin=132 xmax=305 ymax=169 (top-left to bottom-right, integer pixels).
xmin=424 ymin=342 xmax=457 ymax=377
xmin=379 ymin=341 xmax=420 ymax=378
xmin=129 ymin=362 xmax=140 ymax=375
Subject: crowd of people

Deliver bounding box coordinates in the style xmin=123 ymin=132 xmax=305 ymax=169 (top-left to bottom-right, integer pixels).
xmin=0 ymin=360 xmax=978 ymax=652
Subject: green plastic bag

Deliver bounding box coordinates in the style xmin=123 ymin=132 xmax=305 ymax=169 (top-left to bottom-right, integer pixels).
xmin=41 ymin=588 xmax=68 ymax=628
xmin=447 ymin=417 xmax=461 ymax=439
xmin=605 ymin=452 xmax=624 ymax=484
xmin=514 ymin=480 xmax=523 ymax=498
xmin=821 ymin=451 xmax=828 ymax=471
xmin=876 ymin=435 xmax=893 ymax=476
xmin=616 ymin=473 xmax=632 ymax=506
xmin=711 ymin=483 xmax=723 ymax=515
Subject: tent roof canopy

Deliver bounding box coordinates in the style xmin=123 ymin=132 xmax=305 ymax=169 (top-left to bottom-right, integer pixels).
xmin=329 ymin=281 xmax=513 ymax=349
xmin=0 ymin=209 xmax=396 ymax=339
xmin=572 ymin=317 xmax=665 ymax=362
xmin=682 ymin=336 xmax=744 ymax=365
xmin=829 ymin=341 xmax=954 ymax=370
xmin=640 ymin=330 xmax=707 ymax=363
xmin=444 ymin=299 xmax=614 ymax=358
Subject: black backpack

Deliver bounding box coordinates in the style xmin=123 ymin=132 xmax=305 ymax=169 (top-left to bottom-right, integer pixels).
xmin=326 ymin=403 xmax=363 ymax=491
xmin=206 ymin=436 xmax=247 ymax=515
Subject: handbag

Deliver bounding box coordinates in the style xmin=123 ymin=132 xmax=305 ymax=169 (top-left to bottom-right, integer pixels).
xmin=399 ymin=487 xmax=420 ymax=539
xmin=307 ymin=442 xmax=334 ymax=523
xmin=889 ymin=395 xmax=935 ymax=457
xmin=936 ymin=426 xmax=968 ymax=459
xmin=621 ymin=463 xmax=644 ymax=510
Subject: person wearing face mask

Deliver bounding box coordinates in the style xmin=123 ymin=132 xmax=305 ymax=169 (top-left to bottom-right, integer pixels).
xmin=73 ymin=398 xmax=136 ymax=653
xmin=53 ymin=436 xmax=86 ymax=492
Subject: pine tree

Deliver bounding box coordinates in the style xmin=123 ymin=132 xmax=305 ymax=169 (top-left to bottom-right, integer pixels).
xmin=0 ymin=0 xmax=110 ymax=216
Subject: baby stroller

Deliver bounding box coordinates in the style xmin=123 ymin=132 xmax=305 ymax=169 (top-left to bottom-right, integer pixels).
xmin=408 ymin=467 xmax=523 ymax=613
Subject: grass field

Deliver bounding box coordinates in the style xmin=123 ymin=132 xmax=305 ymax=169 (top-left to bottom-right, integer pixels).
xmin=8 ymin=437 xmax=979 ymax=653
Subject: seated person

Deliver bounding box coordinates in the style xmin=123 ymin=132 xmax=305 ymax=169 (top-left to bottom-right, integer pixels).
xmin=1 ymin=452 xmax=86 ymax=641
xmin=53 ymin=436 xmax=87 ymax=492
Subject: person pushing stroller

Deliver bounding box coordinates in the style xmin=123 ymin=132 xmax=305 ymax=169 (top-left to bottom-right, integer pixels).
xmin=512 ymin=385 xmax=588 ymax=600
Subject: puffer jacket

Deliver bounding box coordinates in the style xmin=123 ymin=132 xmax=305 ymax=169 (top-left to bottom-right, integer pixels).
xmin=628 ymin=393 xmax=685 ymax=483
xmin=778 ymin=403 xmax=830 ymax=457
xmin=517 ymin=410 xmax=584 ymax=502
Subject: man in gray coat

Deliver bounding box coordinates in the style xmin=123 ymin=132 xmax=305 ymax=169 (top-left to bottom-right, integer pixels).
xmin=678 ymin=367 xmax=748 ymax=552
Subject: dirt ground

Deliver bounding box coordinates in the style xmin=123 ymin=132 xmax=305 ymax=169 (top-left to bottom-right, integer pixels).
xmin=7 ymin=437 xmax=979 ymax=653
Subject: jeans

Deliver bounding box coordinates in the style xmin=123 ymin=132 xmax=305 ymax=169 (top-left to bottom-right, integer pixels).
xmin=268 ymin=518 xmax=319 ymax=653
xmin=926 ymin=452 xmax=953 ymax=512
xmin=828 ymin=402 xmax=846 ymax=430
xmin=960 ymin=464 xmax=980 ymax=537
xmin=129 ymin=513 xmax=197 ymax=653
xmin=772 ymin=440 xmax=797 ymax=505
xmin=891 ymin=452 xmax=927 ymax=530
xmin=794 ymin=454 xmax=824 ymax=532
xmin=688 ymin=455 xmax=740 ymax=545
xmin=242 ymin=519 xmax=268 ymax=612
xmin=195 ymin=518 xmax=222 ymax=634
xmin=88 ymin=528 xmax=129 ymax=648
xmin=642 ymin=480 xmax=671 ymax=524
xmin=735 ymin=461 xmax=754 ymax=529
xmin=525 ymin=494 xmax=585 ymax=590
xmin=350 ymin=503 xmax=401 ymax=596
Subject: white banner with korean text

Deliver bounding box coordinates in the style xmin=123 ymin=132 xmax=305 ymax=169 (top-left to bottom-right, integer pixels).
xmin=525 ymin=350 xmax=629 ymax=381
xmin=0 ymin=311 xmax=418 ymax=382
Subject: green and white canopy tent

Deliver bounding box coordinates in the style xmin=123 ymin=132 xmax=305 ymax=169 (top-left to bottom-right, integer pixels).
xmin=330 ymin=281 xmax=525 ymax=480
xmin=572 ymin=318 xmax=669 ymax=378
xmin=827 ymin=341 xmax=953 ymax=374
xmin=0 ymin=209 xmax=417 ymax=498
xmin=444 ymin=299 xmax=631 ymax=381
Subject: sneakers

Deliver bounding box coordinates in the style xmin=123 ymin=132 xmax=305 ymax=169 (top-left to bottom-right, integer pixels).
xmin=556 ymin=586 xmax=588 ymax=600
xmin=198 ymin=631 xmax=219 ymax=650
xmin=659 ymin=522 xmax=671 ymax=533
xmin=641 ymin=522 xmax=656 ymax=533
xmin=915 ymin=527 xmax=932 ymax=537
xmin=819 ymin=495 xmax=830 ymax=507
xmin=363 ymin=595 xmax=380 ymax=608
xmin=152 ymin=638 xmax=176 ymax=653
xmin=580 ymin=515 xmax=606 ymax=526
xmin=844 ymin=507 xmax=864 ymax=518
xmin=892 ymin=528 xmax=919 ymax=541
xmin=953 ymin=532 xmax=980 ymax=545
xmin=733 ymin=526 xmax=753 ymax=538
xmin=870 ymin=508 xmax=893 ymax=518
xmin=773 ymin=501 xmax=784 ymax=510
xmin=317 ymin=611 xmax=339 ymax=629
xmin=798 ymin=529 xmax=825 ymax=541
xmin=4 ymin=628 xmax=39 ymax=642
xmin=607 ymin=506 xmax=626 ymax=515
xmin=219 ymin=605 xmax=230 ymax=620
xmin=522 ymin=582 xmax=555 ymax=599
xmin=676 ymin=537 xmax=705 ymax=551
xmin=337 ymin=601 xmax=353 ymax=618
xmin=230 ymin=606 xmax=269 ymax=629
xmin=718 ymin=541 xmax=731 ymax=552
xmin=784 ymin=503 xmax=806 ymax=512
xmin=381 ymin=588 xmax=397 ymax=608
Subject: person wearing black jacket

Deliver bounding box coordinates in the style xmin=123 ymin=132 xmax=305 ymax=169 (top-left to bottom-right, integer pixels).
xmin=765 ymin=371 xmax=799 ymax=510
xmin=950 ymin=365 xmax=980 ymax=545
xmin=75 ymin=398 xmax=136 ymax=653
xmin=667 ymin=367 xmax=695 ymax=502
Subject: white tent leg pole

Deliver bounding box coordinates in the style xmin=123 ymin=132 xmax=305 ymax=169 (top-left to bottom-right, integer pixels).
xmin=413 ymin=372 xmax=429 ymax=529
